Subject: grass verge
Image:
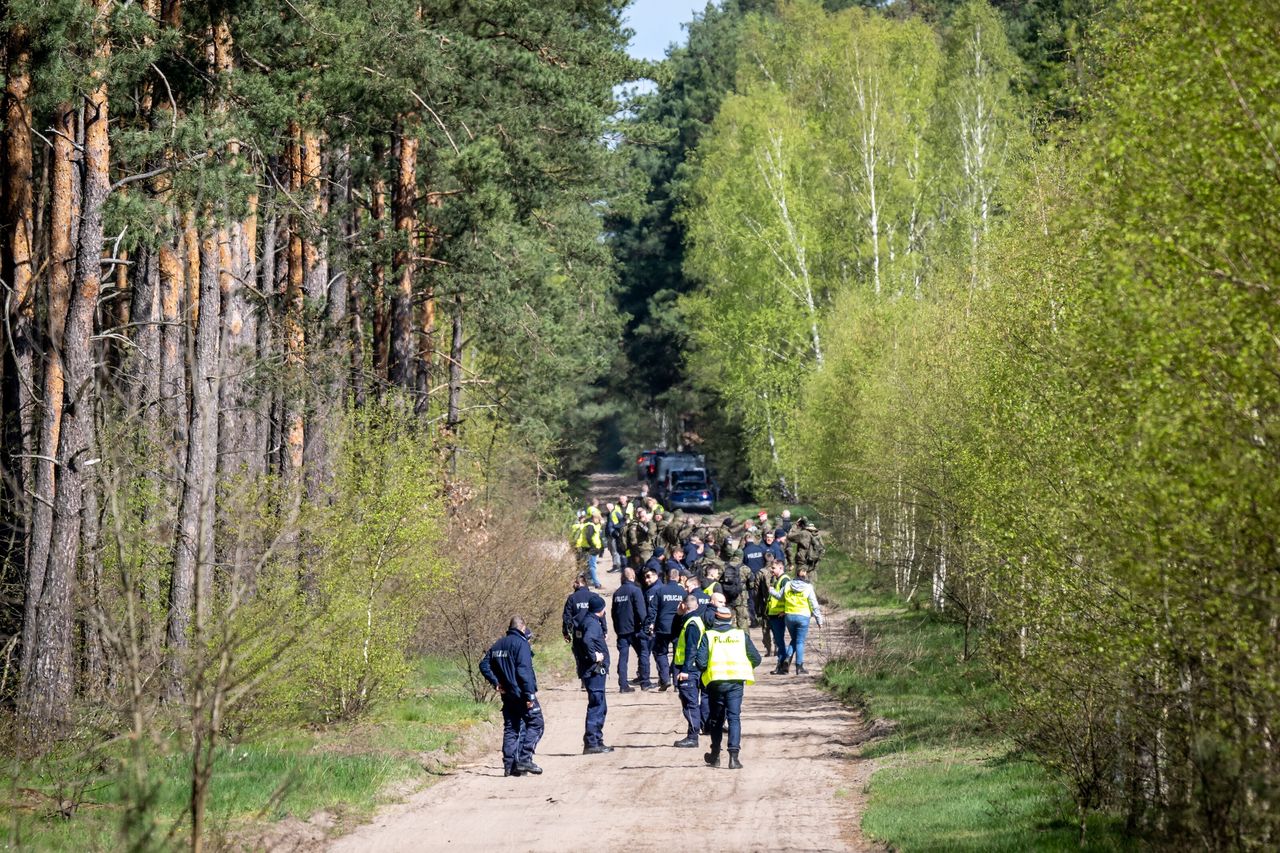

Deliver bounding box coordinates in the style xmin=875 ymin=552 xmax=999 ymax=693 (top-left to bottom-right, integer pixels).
xmin=819 ymin=549 xmax=1131 ymax=852
xmin=1 ymin=652 xmax=532 ymax=850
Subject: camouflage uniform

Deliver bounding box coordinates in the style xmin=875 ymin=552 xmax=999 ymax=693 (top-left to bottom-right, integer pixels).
xmin=723 ymin=557 xmax=751 ymax=630
xmin=786 ymin=520 xmax=813 ymax=571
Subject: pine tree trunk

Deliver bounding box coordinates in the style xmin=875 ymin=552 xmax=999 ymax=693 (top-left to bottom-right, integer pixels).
xmin=166 ymin=226 xmax=221 ymax=696
xmin=371 ymin=168 xmax=389 ymax=381
xmin=22 ymin=103 xmax=76 ymax=695
xmin=18 ymin=10 xmax=112 ymax=737
xmin=4 ymin=28 xmax=36 ymax=508
xmin=388 ymin=121 xmax=417 ymax=390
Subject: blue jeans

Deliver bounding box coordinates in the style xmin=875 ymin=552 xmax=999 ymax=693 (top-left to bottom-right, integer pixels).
xmin=500 ymin=694 xmax=544 ymax=772
xmin=705 ymin=681 xmax=745 ymax=752
xmin=582 ymin=672 xmax=607 ymax=747
xmin=769 ymin=615 xmax=790 ymax=665
xmin=677 ymin=674 xmax=702 ymax=740
xmin=616 ymin=633 xmax=649 ymax=689
xmin=586 ymin=553 xmax=600 ymax=587
xmin=784 ymin=613 xmax=812 ymax=666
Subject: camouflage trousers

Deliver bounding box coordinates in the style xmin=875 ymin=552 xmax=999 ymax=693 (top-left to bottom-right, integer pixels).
xmin=731 ymin=600 xmax=751 ymax=632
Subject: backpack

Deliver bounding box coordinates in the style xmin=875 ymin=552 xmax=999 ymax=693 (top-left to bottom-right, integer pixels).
xmin=720 ymin=565 xmax=744 ymax=604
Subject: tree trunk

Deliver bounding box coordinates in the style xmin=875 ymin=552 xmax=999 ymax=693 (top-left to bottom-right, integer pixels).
xmin=22 ymin=103 xmax=76 ymax=697
xmin=388 ymin=121 xmax=417 ymax=390
xmin=371 ymin=168 xmax=389 ymax=381
xmin=167 ymin=228 xmax=221 ymax=696
xmin=302 ymin=130 xmax=333 ymax=501
xmin=4 ymin=27 xmax=36 ymax=508
xmin=281 ymin=126 xmax=306 ymax=490
xmin=18 ymin=8 xmax=112 ymax=737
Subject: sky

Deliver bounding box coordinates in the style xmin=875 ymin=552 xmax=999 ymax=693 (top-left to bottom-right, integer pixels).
xmin=625 ymin=0 xmax=711 ymax=61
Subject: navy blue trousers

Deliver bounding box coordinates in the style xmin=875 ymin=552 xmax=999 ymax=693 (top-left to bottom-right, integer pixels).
xmin=500 ymin=694 xmax=544 ymax=772
xmin=677 ymin=675 xmax=702 ymax=740
xmin=582 ymin=672 xmax=607 ymax=747
xmin=705 ymin=681 xmax=745 ymax=752
xmin=616 ymin=632 xmax=650 ymax=689
xmin=652 ymin=632 xmax=675 ymax=686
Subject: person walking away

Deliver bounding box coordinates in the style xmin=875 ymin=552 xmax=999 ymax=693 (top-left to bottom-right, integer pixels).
xmin=786 ymin=517 xmax=814 ymax=571
xmin=605 ymin=501 xmax=625 ymax=573
xmin=801 ymin=519 xmax=826 ymax=585
xmin=573 ymin=595 xmax=613 ymax=754
xmin=651 ymin=569 xmax=685 ymax=691
xmin=776 ymin=509 xmax=793 ymax=539
xmin=696 ymin=605 xmax=762 ymax=770
xmin=479 ymin=616 xmax=545 ymax=776
xmin=752 ymin=561 xmax=773 ymax=655
xmin=720 ymin=556 xmax=751 ymax=631
xmin=561 ymin=574 xmax=593 ymax=643
xmin=765 ymin=560 xmax=793 ymax=673
xmin=782 ymin=566 xmax=823 ymax=674
xmin=612 ymin=567 xmax=650 ymax=692
xmin=672 ymin=594 xmax=706 ymax=749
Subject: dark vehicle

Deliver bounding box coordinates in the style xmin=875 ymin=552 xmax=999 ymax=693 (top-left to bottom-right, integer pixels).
xmin=636 ymin=449 xmax=661 ymax=481
xmin=652 ymin=452 xmax=705 ymax=488
xmin=665 ymin=468 xmax=714 ymax=513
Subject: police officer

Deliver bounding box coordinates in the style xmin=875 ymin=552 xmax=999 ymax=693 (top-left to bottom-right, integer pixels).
xmin=612 ymin=567 xmax=650 ymax=692
xmin=664 ymin=545 xmax=687 ymax=578
xmin=741 ymin=532 xmax=766 ymax=574
xmin=651 ymin=569 xmax=686 ymax=691
xmin=640 ymin=567 xmax=661 ymax=690
xmin=479 ymin=616 xmax=545 ymax=777
xmin=573 ymin=595 xmax=613 ymax=754
xmin=643 ymin=546 xmax=666 ymax=580
xmin=561 ymin=574 xmax=593 ymax=643
xmin=671 ymin=594 xmax=707 ymax=749
xmin=696 ymin=605 xmax=762 ymax=770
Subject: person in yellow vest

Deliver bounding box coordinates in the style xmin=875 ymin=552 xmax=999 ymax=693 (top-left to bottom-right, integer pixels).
xmin=764 ymin=559 xmax=793 ymax=674
xmin=671 ymin=593 xmax=706 ymax=748
xmin=782 ymin=566 xmax=823 ymax=675
xmin=695 ymin=605 xmax=762 ymax=770
xmin=574 ymin=509 xmax=604 ymax=589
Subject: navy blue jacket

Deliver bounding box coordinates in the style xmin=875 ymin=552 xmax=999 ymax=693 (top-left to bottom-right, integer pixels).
xmin=741 ymin=542 xmax=766 ymax=572
xmin=694 ymin=621 xmax=763 ymax=676
xmin=776 ymin=520 xmax=793 ymax=539
xmin=674 ymin=616 xmax=706 ymax=676
xmin=643 ymin=552 xmax=665 ymax=577
xmin=562 ymin=586 xmax=594 ymax=640
xmin=574 ymin=612 xmax=610 ymax=679
xmin=478 ymin=628 xmax=538 ymax=700
xmin=643 ymin=580 xmax=660 ymax=632
xmin=763 ymin=541 xmax=786 ymax=564
xmin=611 ymin=580 xmax=648 ymax=635
xmin=664 ymin=556 xmax=686 ymax=577
xmin=652 ymin=581 xmax=686 ymax=634
xmin=683 ymin=542 xmax=706 ymax=564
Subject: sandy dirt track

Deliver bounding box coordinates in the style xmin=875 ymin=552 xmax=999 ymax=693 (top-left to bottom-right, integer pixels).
xmin=329 ymin=474 xmax=875 ymax=852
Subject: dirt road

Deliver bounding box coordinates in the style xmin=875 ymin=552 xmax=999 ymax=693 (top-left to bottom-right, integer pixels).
xmin=329 ymin=474 xmax=874 ymax=852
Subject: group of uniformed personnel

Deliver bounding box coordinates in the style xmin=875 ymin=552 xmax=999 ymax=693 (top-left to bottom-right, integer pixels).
xmin=481 ymin=497 xmax=827 ymax=776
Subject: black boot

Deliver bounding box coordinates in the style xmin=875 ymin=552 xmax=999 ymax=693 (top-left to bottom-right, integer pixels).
xmin=673 ymin=736 xmax=698 ymax=748
xmin=704 ymin=750 xmax=721 ymax=767
xmin=795 ymin=663 xmax=807 ymax=675
xmin=728 ymin=751 xmax=743 ymax=770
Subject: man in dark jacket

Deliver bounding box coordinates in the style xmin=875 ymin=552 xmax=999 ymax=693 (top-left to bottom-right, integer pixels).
xmin=611 ymin=567 xmax=650 ymax=692
xmin=696 ymin=605 xmax=763 ymax=770
xmin=651 ymin=572 xmax=686 ymax=691
xmin=639 ymin=567 xmax=661 ymax=690
xmin=643 ymin=546 xmax=666 ymax=580
xmin=573 ymin=595 xmax=613 ymax=754
xmin=561 ymin=574 xmax=593 ymax=643
xmin=672 ymin=594 xmax=707 ymax=748
xmin=479 ymin=616 xmax=545 ymax=777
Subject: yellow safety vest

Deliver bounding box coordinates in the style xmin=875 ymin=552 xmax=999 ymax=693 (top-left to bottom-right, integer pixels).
xmin=703 ymin=582 xmax=719 ymax=597
xmin=584 ymin=523 xmax=602 ymax=550
xmin=571 ymin=521 xmax=586 ymax=548
xmin=701 ymin=628 xmax=755 ymax=686
xmin=610 ymin=507 xmax=624 ymax=527
xmin=673 ymin=616 xmax=705 ymax=666
xmin=766 ymin=575 xmax=790 ymax=616
xmin=783 ymin=582 xmax=812 ymax=616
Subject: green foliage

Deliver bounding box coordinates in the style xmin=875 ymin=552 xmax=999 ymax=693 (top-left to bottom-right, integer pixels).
xmin=287 ymin=403 xmax=448 ymax=723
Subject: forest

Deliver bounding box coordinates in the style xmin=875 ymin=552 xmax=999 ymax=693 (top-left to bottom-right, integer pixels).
xmin=2 ymin=0 xmax=1278 ymax=848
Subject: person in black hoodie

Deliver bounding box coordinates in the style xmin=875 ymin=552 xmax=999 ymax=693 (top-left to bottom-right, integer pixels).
xmin=479 ymin=616 xmax=544 ymax=777
xmin=573 ymin=595 xmax=613 ymax=754
xmin=611 ymin=567 xmax=650 ymax=692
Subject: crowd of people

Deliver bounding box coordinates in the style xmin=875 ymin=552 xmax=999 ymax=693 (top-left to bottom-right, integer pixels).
xmin=480 ymin=497 xmax=828 ymax=778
